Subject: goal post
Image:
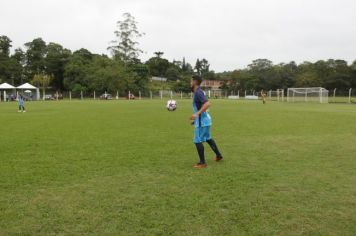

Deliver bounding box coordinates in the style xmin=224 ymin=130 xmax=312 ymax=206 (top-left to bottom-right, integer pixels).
xmin=287 ymin=87 xmax=329 ymax=103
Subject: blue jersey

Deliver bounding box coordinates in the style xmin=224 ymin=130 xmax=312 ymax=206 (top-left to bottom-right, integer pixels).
xmin=193 ymin=87 xmax=212 ymax=128
xmin=18 ymin=98 xmax=25 ymax=106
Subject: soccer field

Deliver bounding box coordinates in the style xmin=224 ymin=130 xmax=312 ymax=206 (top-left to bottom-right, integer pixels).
xmin=1 ymin=100 xmax=355 ymax=235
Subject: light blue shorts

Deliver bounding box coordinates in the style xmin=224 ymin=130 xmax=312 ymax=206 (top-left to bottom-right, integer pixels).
xmin=194 ymin=126 xmax=212 ymax=144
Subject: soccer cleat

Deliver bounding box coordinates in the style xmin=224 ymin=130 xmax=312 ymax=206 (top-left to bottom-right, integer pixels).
xmin=194 ymin=163 xmax=207 ymax=168
xmin=214 ymin=156 xmax=223 ymax=162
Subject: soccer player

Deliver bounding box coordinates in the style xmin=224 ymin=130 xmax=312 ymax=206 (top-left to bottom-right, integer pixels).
xmin=18 ymin=95 xmax=26 ymax=112
xmin=190 ymin=75 xmax=223 ymax=168
xmin=261 ymin=90 xmax=267 ymax=104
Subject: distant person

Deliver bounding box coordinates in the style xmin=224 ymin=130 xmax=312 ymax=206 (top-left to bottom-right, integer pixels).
xmin=190 ymin=75 xmax=223 ymax=168
xmin=18 ymin=95 xmax=26 ymax=113
xmin=261 ymin=90 xmax=267 ymax=104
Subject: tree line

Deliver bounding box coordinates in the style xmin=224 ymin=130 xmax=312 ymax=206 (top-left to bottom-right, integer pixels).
xmin=1 ymin=13 xmax=356 ymax=95
xmin=0 ymin=13 xmax=186 ymax=95
xmin=0 ymin=34 xmax=204 ymax=95
xmin=217 ymin=59 xmax=356 ymax=94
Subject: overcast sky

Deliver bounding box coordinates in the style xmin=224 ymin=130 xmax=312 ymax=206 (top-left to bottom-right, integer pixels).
xmin=1 ymin=0 xmax=356 ymax=71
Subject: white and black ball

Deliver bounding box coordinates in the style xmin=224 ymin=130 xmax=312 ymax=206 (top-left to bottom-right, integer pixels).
xmin=166 ymin=100 xmax=177 ymax=111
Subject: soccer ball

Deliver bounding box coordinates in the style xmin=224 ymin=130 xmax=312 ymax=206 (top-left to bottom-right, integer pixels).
xmin=166 ymin=100 xmax=177 ymax=111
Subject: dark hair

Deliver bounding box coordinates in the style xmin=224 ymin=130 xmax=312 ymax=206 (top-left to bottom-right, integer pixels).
xmin=192 ymin=75 xmax=203 ymax=85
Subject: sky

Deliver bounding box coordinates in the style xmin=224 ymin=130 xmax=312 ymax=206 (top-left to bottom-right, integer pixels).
xmin=1 ymin=0 xmax=356 ymax=72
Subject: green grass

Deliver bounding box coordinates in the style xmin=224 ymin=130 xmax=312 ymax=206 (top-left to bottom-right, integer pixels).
xmin=1 ymin=100 xmax=356 ymax=235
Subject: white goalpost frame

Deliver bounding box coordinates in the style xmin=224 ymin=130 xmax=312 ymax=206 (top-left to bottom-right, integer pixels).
xmin=287 ymin=87 xmax=329 ymax=104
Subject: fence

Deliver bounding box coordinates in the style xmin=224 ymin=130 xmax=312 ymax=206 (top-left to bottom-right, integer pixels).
xmin=39 ymin=90 xmax=195 ymax=100
xmin=31 ymin=90 xmax=232 ymax=100
xmin=328 ymin=88 xmax=356 ymax=103
xmin=0 ymin=89 xmax=302 ymax=102
xmin=2 ymin=88 xmax=355 ymax=104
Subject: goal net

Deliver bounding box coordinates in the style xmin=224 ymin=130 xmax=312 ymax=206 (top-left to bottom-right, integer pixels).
xmin=287 ymin=87 xmax=329 ymax=103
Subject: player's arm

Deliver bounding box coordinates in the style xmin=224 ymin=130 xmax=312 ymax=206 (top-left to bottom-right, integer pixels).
xmin=196 ymin=101 xmax=210 ymax=115
xmin=191 ymin=101 xmax=210 ymax=120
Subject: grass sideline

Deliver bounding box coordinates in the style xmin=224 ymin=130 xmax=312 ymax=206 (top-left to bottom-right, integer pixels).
xmin=1 ymin=100 xmax=356 ymax=235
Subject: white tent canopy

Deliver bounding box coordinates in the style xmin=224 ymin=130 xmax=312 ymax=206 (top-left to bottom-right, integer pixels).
xmin=17 ymin=83 xmax=37 ymax=89
xmin=1 ymin=83 xmax=40 ymax=101
xmin=0 ymin=83 xmax=15 ymax=89
xmin=0 ymin=83 xmax=16 ymax=102
xmin=16 ymin=83 xmax=40 ymax=100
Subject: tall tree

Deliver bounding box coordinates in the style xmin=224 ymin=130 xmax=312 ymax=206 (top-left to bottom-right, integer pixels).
xmin=200 ymin=59 xmax=210 ymax=74
xmin=24 ymin=38 xmax=47 ymax=80
xmin=182 ymin=57 xmax=187 ymax=72
xmin=248 ymin=59 xmax=274 ymax=90
xmin=145 ymin=53 xmax=170 ymax=77
xmin=350 ymin=60 xmax=356 ymax=88
xmin=194 ymin=58 xmax=212 ymax=77
xmin=323 ymin=59 xmax=352 ymax=90
xmin=0 ymin=36 xmax=13 ymax=83
xmin=0 ymin=35 xmax=12 ymax=56
xmin=63 ymin=49 xmax=93 ymax=92
xmin=108 ymin=13 xmax=144 ymax=63
xmin=46 ymin=42 xmax=71 ymax=90
xmin=154 ymin=51 xmax=164 ymax=58
xmin=195 ymin=59 xmax=202 ymax=75
xmin=9 ymin=48 xmax=26 ymax=85
xmin=295 ymin=71 xmax=321 ymax=87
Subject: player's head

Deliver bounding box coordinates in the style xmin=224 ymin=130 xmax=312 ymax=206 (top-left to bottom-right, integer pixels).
xmin=191 ymin=75 xmax=202 ymax=91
